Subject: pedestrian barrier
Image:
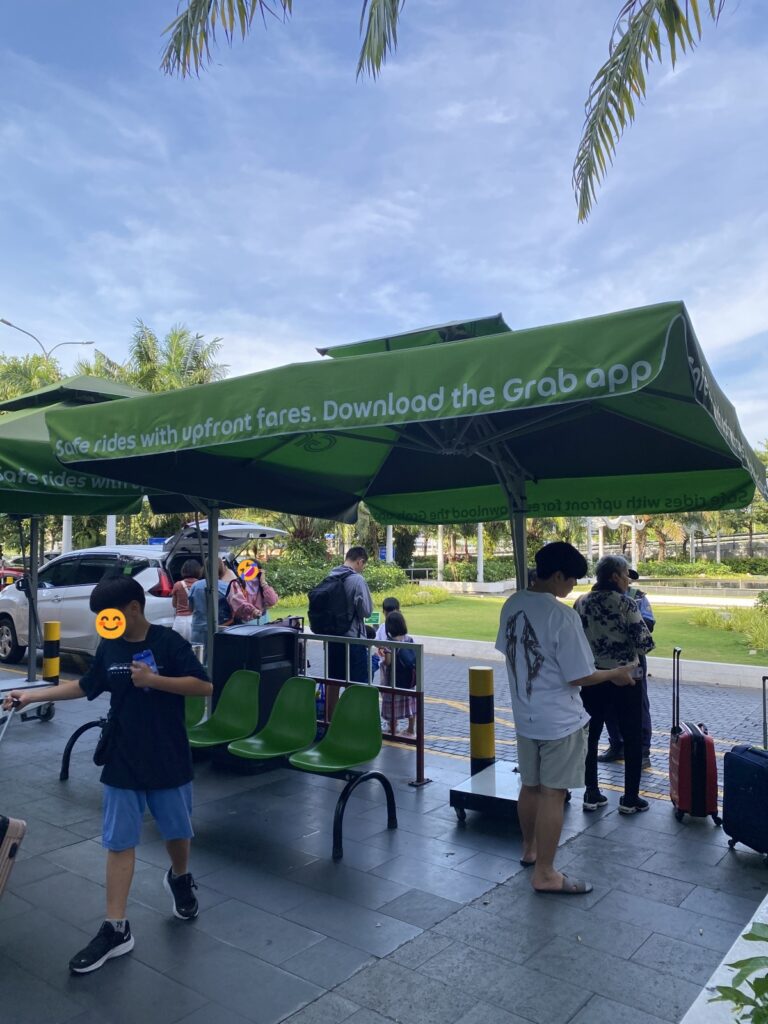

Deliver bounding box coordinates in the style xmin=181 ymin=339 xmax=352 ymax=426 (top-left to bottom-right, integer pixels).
xmin=305 ymin=633 xmax=430 ymax=787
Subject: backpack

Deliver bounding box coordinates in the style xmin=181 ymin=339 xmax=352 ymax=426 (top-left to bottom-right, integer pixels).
xmin=226 ymin=580 xmax=258 ymax=623
xmin=391 ymin=642 xmax=417 ymax=689
xmin=308 ymin=569 xmax=354 ymax=635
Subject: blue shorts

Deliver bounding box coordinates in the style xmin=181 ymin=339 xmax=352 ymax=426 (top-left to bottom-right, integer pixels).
xmin=102 ymin=783 xmax=194 ymax=851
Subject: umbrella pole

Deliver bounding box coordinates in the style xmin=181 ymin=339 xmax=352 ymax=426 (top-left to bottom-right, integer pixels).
xmin=206 ymin=506 xmax=218 ymax=684
xmin=27 ymin=516 xmax=41 ymax=682
xmin=186 ymin=499 xmax=219 ymax=694
xmin=509 ymin=510 xmax=527 ymax=593
xmin=494 ymin=466 xmax=527 ymax=591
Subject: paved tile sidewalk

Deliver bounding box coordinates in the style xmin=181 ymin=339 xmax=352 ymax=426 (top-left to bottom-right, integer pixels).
xmin=1 ymin=655 xmax=767 ymax=1024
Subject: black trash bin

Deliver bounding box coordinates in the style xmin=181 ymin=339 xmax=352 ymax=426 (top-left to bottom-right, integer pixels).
xmin=212 ymin=624 xmax=299 ymax=732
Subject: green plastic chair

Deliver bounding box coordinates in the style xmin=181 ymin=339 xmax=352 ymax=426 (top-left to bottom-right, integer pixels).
xmin=187 ymin=670 xmax=260 ymax=748
xmin=228 ymin=676 xmax=317 ymax=761
xmin=289 ymin=684 xmax=397 ymax=860
xmin=185 ymin=695 xmax=207 ymax=731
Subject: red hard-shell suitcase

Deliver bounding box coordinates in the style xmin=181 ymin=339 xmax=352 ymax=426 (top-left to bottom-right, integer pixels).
xmin=0 ymin=814 xmax=26 ymax=897
xmin=669 ymin=647 xmax=721 ymax=825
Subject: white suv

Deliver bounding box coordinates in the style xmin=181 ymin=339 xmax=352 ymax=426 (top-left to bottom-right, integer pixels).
xmin=0 ymin=520 xmax=285 ymax=664
xmin=0 ymin=546 xmax=176 ymax=663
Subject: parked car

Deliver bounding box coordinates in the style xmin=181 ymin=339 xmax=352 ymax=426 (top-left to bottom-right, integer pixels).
xmin=0 ymin=520 xmax=285 ymax=664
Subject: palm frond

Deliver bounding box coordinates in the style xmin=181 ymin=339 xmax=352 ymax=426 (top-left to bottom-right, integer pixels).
xmin=574 ymin=0 xmax=725 ymax=222
xmin=356 ymin=0 xmax=405 ymax=79
xmin=161 ymin=0 xmax=292 ymax=77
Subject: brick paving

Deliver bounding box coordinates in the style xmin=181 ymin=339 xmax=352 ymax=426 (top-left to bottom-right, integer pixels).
xmin=422 ymin=653 xmax=766 ymax=800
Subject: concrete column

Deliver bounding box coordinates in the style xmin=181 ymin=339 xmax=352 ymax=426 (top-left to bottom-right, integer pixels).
xmin=477 ymin=523 xmax=484 ymax=583
xmin=106 ymin=515 xmax=117 ymax=546
xmin=586 ymin=517 xmax=593 ymax=563
xmin=61 ymin=515 xmax=73 ymax=553
xmin=385 ymin=525 xmax=394 ymax=563
xmin=631 ymin=522 xmax=638 ymax=568
xmin=716 ymin=530 xmax=722 ymax=563
xmin=437 ymin=525 xmax=444 ymax=582
xmin=598 ymin=523 xmax=605 ymax=560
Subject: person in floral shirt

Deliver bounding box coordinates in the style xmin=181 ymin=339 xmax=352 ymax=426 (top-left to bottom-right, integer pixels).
xmin=575 ymin=555 xmax=655 ymax=815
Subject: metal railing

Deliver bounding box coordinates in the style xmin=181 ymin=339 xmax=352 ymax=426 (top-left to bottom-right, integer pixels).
xmin=303 ymin=633 xmax=430 ymax=787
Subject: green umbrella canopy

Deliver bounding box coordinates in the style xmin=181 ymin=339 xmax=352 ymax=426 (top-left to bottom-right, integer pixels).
xmin=317 ymin=314 xmax=511 ymax=359
xmin=45 ymin=302 xmax=767 ymax=527
xmin=0 ymin=377 xmax=144 ymax=515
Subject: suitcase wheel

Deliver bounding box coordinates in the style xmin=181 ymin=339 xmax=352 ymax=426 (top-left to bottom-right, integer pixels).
xmin=728 ymin=838 xmax=737 ymax=848
xmin=712 ymin=814 xmax=722 ymax=827
xmin=675 ymin=809 xmax=685 ymax=823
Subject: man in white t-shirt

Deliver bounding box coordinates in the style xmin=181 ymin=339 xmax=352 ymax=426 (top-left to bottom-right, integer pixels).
xmin=496 ymin=542 xmax=635 ymax=896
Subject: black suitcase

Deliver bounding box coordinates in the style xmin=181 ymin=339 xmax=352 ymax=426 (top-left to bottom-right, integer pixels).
xmin=723 ymin=675 xmax=768 ymax=859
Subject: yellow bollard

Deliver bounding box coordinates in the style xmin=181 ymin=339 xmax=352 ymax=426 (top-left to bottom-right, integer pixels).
xmin=469 ymin=666 xmax=495 ymax=776
xmin=42 ymin=620 xmax=60 ymax=685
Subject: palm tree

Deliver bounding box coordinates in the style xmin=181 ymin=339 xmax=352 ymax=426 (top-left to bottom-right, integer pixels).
xmin=0 ymin=353 xmax=62 ymax=400
xmin=573 ymin=1 xmax=725 ymax=221
xmin=160 ymin=1 xmax=725 ymax=220
xmin=74 ymin=320 xmax=228 ymax=392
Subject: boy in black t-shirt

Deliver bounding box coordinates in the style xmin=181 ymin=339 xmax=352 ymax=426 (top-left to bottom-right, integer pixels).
xmin=3 ymin=576 xmax=212 ymax=974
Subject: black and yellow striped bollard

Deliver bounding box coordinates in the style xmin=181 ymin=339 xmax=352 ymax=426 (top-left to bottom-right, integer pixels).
xmin=469 ymin=666 xmax=495 ymax=775
xmin=43 ymin=620 xmax=60 ymax=686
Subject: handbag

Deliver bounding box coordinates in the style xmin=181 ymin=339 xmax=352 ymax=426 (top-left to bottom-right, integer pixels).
xmin=261 ymin=583 xmax=279 ymax=609
xmin=93 ymin=684 xmax=130 ymax=767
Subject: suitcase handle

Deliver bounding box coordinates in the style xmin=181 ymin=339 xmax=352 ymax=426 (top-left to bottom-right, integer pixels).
xmin=672 ymin=647 xmax=682 ymax=730
xmin=0 ymin=706 xmax=14 ymax=745
xmin=763 ymin=676 xmax=767 ymax=750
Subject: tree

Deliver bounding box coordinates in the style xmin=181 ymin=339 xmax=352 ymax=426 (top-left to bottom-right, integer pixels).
xmin=74 ymin=320 xmax=227 ymax=392
xmin=0 ymin=353 xmax=62 ymax=400
xmin=160 ymin=1 xmax=725 ymax=220
xmin=276 ymin=514 xmax=331 ymax=561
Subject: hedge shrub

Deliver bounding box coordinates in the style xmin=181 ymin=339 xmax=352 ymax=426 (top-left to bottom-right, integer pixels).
xmin=638 ymin=559 xmax=768 ymax=578
xmin=267 ymin=557 xmax=409 ymax=603
xmin=444 ymin=558 xmax=516 ymax=582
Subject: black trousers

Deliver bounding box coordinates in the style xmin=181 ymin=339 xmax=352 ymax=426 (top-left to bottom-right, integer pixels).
xmin=582 ymin=681 xmax=643 ymax=801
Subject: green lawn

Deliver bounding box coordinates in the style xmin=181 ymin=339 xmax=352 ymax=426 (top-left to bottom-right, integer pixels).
xmin=278 ymin=595 xmax=765 ymax=665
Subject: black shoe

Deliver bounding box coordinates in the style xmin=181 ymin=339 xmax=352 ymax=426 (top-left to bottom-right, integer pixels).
xmin=583 ymin=787 xmax=609 ymax=811
xmin=69 ymin=921 xmax=134 ymax=974
xmin=596 ymin=746 xmax=624 ymax=763
xmin=164 ymin=868 xmax=199 ymax=920
xmin=642 ymin=755 xmax=652 ymax=770
xmin=619 ymin=796 xmax=650 ymax=815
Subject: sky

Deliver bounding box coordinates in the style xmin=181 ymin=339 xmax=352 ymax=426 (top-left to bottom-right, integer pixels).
xmin=1 ymin=0 xmax=766 ymax=445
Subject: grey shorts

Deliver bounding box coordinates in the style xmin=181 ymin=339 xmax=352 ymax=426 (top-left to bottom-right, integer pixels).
xmin=516 ymin=725 xmax=588 ymax=790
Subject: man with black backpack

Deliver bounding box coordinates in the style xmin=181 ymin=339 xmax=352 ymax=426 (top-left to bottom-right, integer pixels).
xmin=308 ymin=546 xmax=373 ymax=682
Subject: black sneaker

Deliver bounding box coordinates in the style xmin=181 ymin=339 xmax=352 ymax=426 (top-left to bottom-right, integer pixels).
xmin=164 ymin=868 xmax=199 ymax=919
xmin=69 ymin=921 xmax=134 ymax=974
xmin=583 ymin=787 xmax=609 ymax=811
xmin=596 ymin=745 xmax=624 ymax=763
xmin=619 ymin=796 xmax=650 ymax=815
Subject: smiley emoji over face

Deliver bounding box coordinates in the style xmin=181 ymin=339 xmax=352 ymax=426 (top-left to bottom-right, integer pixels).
xmin=95 ymin=608 xmax=127 ymax=639
xmin=237 ymin=559 xmax=260 ymax=582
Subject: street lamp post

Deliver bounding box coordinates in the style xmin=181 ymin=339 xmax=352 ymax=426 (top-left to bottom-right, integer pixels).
xmin=0 ymin=318 xmax=94 ymax=360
